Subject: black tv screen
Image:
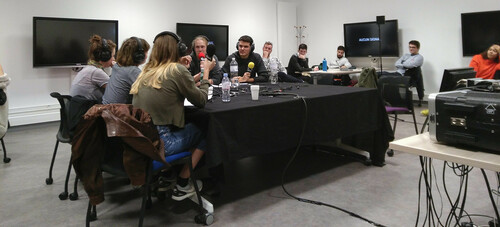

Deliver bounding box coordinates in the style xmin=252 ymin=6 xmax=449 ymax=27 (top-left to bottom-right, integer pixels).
xmin=439 ymin=67 xmax=476 ymax=92
xmin=461 ymin=10 xmax=500 ymax=56
xmin=344 ymin=20 xmax=399 ymax=57
xmin=176 ymin=23 xmax=229 ymax=61
xmin=33 ymin=17 xmax=118 ymax=67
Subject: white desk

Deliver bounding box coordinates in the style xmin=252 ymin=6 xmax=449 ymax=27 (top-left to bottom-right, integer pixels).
xmin=389 ymin=132 xmax=500 ymax=172
xmin=390 ymin=132 xmax=500 ymax=226
xmin=302 ymin=68 xmax=363 ymax=85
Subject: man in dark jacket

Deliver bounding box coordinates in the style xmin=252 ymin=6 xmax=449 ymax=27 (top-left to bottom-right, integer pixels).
xmin=222 ymin=35 xmax=269 ymax=83
xmin=287 ymin=43 xmax=313 ymax=83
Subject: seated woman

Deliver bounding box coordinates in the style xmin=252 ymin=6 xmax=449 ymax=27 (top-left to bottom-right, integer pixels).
xmin=102 ymin=37 xmax=150 ymax=104
xmin=131 ymin=31 xmax=211 ymax=201
xmin=70 ymin=34 xmax=116 ymax=102
xmin=469 ymin=44 xmax=500 ymax=79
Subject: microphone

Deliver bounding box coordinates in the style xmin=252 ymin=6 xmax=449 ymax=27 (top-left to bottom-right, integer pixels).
xmin=198 ymin=52 xmax=206 ymax=61
xmin=206 ymin=44 xmax=216 ymax=61
xmin=247 ymin=62 xmax=255 ymax=72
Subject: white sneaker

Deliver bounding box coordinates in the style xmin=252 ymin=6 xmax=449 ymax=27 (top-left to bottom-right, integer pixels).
xmin=171 ymin=180 xmax=203 ymax=201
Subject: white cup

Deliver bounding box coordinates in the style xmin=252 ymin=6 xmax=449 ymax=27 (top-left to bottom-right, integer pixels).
xmin=250 ymin=85 xmax=260 ymax=100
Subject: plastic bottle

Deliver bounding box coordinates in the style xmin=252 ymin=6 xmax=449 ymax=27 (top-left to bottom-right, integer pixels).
xmin=269 ymin=57 xmax=278 ymax=84
xmin=221 ymin=73 xmax=231 ymax=102
xmin=322 ymin=58 xmax=327 ymax=71
xmin=230 ymin=58 xmax=238 ymax=78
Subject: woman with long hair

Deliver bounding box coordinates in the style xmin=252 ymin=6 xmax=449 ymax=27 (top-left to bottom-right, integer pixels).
xmin=70 ymin=34 xmax=116 ymax=102
xmin=131 ymin=31 xmax=210 ymax=201
xmin=102 ymin=37 xmax=150 ymax=104
xmin=469 ymin=44 xmax=500 ymax=79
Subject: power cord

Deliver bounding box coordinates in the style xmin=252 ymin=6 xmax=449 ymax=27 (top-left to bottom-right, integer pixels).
xmin=280 ymin=96 xmax=387 ymax=227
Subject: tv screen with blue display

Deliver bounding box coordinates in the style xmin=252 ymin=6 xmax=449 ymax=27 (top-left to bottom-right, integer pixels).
xmin=344 ymin=20 xmax=399 ymax=57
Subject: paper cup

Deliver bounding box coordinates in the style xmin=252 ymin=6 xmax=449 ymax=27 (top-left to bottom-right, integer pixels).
xmin=250 ymin=85 xmax=259 ymax=100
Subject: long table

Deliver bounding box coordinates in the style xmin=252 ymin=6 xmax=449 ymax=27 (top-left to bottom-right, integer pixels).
xmin=303 ymin=68 xmax=363 ymax=85
xmin=186 ymin=83 xmax=393 ymax=167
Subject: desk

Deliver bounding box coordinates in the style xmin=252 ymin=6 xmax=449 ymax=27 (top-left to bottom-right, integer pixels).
xmin=389 ymin=133 xmax=500 ymax=172
xmin=303 ymin=68 xmax=362 ymax=85
xmin=389 ymin=133 xmax=500 ymax=225
xmin=187 ymin=83 xmax=393 ymax=167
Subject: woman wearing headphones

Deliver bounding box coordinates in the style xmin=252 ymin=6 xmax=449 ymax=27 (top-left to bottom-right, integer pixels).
xmin=102 ymin=37 xmax=150 ymax=104
xmin=131 ymin=31 xmax=210 ymax=201
xmin=70 ymin=34 xmax=116 ymax=103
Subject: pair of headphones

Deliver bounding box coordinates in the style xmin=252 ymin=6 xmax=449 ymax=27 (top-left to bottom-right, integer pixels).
xmin=131 ymin=37 xmax=145 ymax=64
xmin=154 ymin=31 xmax=188 ymax=57
xmin=94 ymin=38 xmax=112 ymax=62
xmin=236 ymin=35 xmax=255 ymax=53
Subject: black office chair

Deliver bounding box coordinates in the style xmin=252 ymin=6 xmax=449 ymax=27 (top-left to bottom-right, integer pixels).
xmin=46 ymin=92 xmax=79 ymax=200
xmin=1 ymin=122 xmax=10 ymax=163
xmin=378 ymin=76 xmax=419 ymax=156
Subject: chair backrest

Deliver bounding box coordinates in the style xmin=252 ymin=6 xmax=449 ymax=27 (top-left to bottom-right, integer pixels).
xmin=50 ymin=92 xmax=72 ymax=143
xmin=378 ymin=76 xmax=413 ymax=109
xmin=355 ymin=67 xmax=378 ymax=88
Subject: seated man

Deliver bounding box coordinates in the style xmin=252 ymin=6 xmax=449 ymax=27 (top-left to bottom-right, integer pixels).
xmin=262 ymin=41 xmax=303 ymax=83
xmin=330 ymin=45 xmax=352 ymax=69
xmin=287 ymin=43 xmax=313 ymax=83
xmin=395 ymin=40 xmax=424 ymax=76
xmin=189 ymin=35 xmax=222 ymax=85
xmin=396 ymin=40 xmax=424 ymax=104
xmin=222 ymin=35 xmax=268 ymax=83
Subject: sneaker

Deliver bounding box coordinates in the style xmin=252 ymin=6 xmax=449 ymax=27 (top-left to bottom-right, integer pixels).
xmin=157 ymin=176 xmax=176 ymax=192
xmin=171 ymin=180 xmax=203 ymax=201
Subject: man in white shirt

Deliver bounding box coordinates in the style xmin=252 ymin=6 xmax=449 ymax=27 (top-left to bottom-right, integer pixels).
xmin=262 ymin=41 xmax=303 ymax=83
xmin=330 ymin=46 xmax=352 ymax=69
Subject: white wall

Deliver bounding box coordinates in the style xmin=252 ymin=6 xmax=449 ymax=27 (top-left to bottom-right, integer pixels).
xmin=296 ymin=0 xmax=500 ymax=97
xmin=0 ymin=0 xmax=296 ymax=126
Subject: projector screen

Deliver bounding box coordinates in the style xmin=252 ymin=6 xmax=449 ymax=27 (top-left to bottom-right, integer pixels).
xmin=344 ymin=20 xmax=399 ymax=57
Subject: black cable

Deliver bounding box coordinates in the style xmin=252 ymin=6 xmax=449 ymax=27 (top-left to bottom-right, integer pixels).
xmin=481 ymin=169 xmax=500 ymax=223
xmin=280 ymin=96 xmax=387 ymax=227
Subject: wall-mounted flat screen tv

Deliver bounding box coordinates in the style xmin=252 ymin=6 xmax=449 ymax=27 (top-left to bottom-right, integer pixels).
xmin=33 ymin=17 xmax=118 ymax=68
xmin=461 ymin=10 xmax=500 ymax=56
xmin=176 ymin=23 xmax=229 ymax=61
xmin=344 ymin=20 xmax=399 ymax=57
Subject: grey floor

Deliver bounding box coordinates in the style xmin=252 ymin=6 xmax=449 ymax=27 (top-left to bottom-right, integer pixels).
xmin=1 ymin=102 xmax=499 ymax=227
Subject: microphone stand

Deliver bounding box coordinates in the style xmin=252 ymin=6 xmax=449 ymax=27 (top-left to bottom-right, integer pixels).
xmin=377 ymin=23 xmax=383 ymax=76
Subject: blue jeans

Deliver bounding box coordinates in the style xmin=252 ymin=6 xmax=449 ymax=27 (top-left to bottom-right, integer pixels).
xmin=157 ymin=123 xmax=207 ymax=156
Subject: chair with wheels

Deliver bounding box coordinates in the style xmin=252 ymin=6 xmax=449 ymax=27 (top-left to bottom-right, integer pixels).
xmin=2 ymin=122 xmax=10 ymax=163
xmin=378 ymin=76 xmax=419 ymax=156
xmin=46 ymin=92 xmax=80 ymax=200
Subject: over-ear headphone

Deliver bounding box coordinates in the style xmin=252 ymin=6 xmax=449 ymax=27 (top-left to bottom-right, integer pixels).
xmin=154 ymin=31 xmax=188 ymax=57
xmin=131 ymin=37 xmax=145 ymax=64
xmin=236 ymin=35 xmax=255 ymax=53
xmin=95 ymin=38 xmax=112 ymax=62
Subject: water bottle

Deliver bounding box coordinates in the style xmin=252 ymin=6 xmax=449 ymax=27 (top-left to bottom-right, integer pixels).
xmin=230 ymin=58 xmax=238 ymax=78
xmin=221 ymin=73 xmax=231 ymax=103
xmin=229 ymin=57 xmax=239 ymax=89
xmin=322 ymin=58 xmax=327 ymax=71
xmin=270 ymin=57 xmax=278 ymax=84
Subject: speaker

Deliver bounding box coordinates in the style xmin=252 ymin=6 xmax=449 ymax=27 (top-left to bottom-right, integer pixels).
xmin=131 ymin=37 xmax=145 ymax=64
xmin=95 ymin=38 xmax=112 ymax=62
xmin=376 ymin=16 xmax=385 ymax=25
xmin=154 ymin=31 xmax=188 ymax=57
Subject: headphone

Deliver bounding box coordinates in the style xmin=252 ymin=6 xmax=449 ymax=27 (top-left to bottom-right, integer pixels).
xmin=131 ymin=37 xmax=145 ymax=64
xmin=94 ymin=38 xmax=112 ymax=62
xmin=154 ymin=31 xmax=188 ymax=57
xmin=236 ymin=35 xmax=255 ymax=53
